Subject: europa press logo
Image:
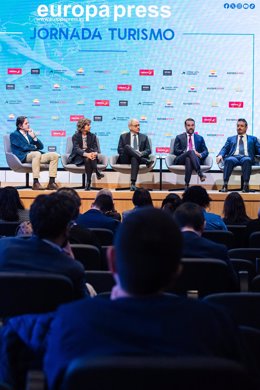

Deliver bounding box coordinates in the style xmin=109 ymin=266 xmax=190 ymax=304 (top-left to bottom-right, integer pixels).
xmin=224 ymin=3 xmax=255 ymax=9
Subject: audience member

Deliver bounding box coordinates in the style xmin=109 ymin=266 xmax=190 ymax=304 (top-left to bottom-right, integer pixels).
xmin=122 ymin=188 xmax=153 ymax=219
xmin=57 ymin=187 xmax=101 ymax=246
xmin=0 ymin=192 xmax=87 ymax=299
xmin=161 ymin=193 xmax=182 ymax=215
xmin=0 ymin=187 xmax=29 ymax=222
xmin=182 ymin=185 xmax=227 ymax=231
xmin=76 ymin=194 xmax=120 ymax=233
xmin=0 ymin=208 xmax=249 ymax=389
xmin=174 ymin=202 xmax=238 ymax=285
xmin=94 ymin=189 xmax=121 ymax=222
xmin=246 ymin=207 xmax=260 ymax=240
xmin=222 ymin=192 xmax=251 ymax=225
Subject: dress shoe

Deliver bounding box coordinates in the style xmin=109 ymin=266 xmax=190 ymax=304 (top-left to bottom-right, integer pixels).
xmin=220 ymin=185 xmax=228 ymax=193
xmin=242 ymin=184 xmax=250 ymax=193
xmin=184 ymin=184 xmax=189 ymax=191
xmin=146 ymin=159 xmax=154 ymax=168
xmin=32 ymin=182 xmax=44 ymax=191
xmin=130 ymin=184 xmax=137 ymax=191
xmin=85 ymin=183 xmax=91 ymax=191
xmin=96 ymin=171 xmax=105 ymax=180
xmin=199 ymin=174 xmax=206 ymax=182
xmin=46 ymin=182 xmax=59 ymax=190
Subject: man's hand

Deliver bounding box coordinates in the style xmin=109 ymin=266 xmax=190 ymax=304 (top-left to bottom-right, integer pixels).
xmin=216 ymin=155 xmax=223 ymax=164
xmin=28 ymin=129 xmax=36 ymax=139
xmin=195 ymin=151 xmax=202 ymax=158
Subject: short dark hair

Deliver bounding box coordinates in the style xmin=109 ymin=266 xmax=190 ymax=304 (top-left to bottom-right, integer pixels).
xmin=16 ymin=116 xmax=27 ymax=129
xmin=174 ymin=202 xmax=205 ymax=231
xmin=182 ymin=185 xmax=212 ymax=208
xmin=161 ymin=193 xmax=182 ymax=214
xmin=184 ymin=118 xmax=195 ymax=126
xmin=30 ymin=193 xmax=77 ymax=239
xmin=237 ymin=118 xmax=248 ymax=127
xmin=114 ymin=208 xmax=182 ymax=295
xmin=132 ymin=188 xmax=153 ymax=207
xmin=57 ymin=187 xmax=81 ymax=219
xmin=93 ymin=194 xmax=115 ymax=213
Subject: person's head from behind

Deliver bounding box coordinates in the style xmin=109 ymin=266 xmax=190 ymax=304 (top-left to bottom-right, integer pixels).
xmin=57 ymin=187 xmax=81 ymax=219
xmin=107 ymin=208 xmax=182 ymax=296
xmin=223 ymin=191 xmax=249 ymax=223
xmin=161 ymin=193 xmax=181 ymax=214
xmin=132 ymin=188 xmax=153 ymax=207
xmin=30 ymin=192 xmax=77 ymax=242
xmin=92 ymin=194 xmax=115 ymax=214
xmin=174 ymin=202 xmax=205 ymax=235
xmin=182 ymin=185 xmax=212 ymax=209
xmin=0 ymin=186 xmax=25 ymax=221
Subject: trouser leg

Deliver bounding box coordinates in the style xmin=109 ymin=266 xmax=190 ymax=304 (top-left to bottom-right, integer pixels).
xmin=26 ymin=151 xmax=42 ymax=179
xmin=40 ymin=152 xmax=59 ymax=178
xmin=240 ymin=157 xmax=252 ymax=183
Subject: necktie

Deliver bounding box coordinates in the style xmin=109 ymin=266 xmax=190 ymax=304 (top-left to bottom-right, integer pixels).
xmin=133 ymin=134 xmax=138 ymax=150
xmin=239 ymin=136 xmax=244 ymax=155
xmin=188 ymin=135 xmax=193 ymax=150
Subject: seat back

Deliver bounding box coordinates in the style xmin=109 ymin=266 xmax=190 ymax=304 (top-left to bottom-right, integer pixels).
xmin=226 ymin=225 xmax=248 ymax=248
xmin=84 ymin=270 xmax=115 ymax=294
xmin=89 ymin=228 xmax=114 ymax=246
xmin=249 ymin=232 xmax=260 ymax=248
xmin=62 ymin=356 xmax=254 ymax=390
xmin=71 ymin=244 xmax=102 ymax=270
xmin=0 ymin=272 xmax=74 ymax=318
xmin=167 ymin=258 xmax=239 ymax=297
xmin=228 ymin=248 xmax=260 ymax=269
xmin=204 ymin=292 xmax=260 ymax=329
xmin=202 ymin=230 xmax=234 ymax=249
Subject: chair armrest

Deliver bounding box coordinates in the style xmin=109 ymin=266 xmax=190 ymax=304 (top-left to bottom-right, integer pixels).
xmin=165 ymin=154 xmax=176 ymax=167
xmin=109 ymin=155 xmax=119 ymax=166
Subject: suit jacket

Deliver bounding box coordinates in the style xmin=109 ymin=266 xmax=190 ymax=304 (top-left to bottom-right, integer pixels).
xmin=76 ymin=209 xmax=119 ymax=233
xmin=173 ymin=133 xmax=208 ymax=160
xmin=41 ymin=294 xmax=244 ymax=389
xmin=117 ymin=132 xmax=151 ymax=159
xmin=218 ymin=135 xmax=260 ymax=162
xmin=10 ymin=129 xmax=44 ymax=162
xmin=68 ymin=132 xmax=99 ymax=165
xmin=181 ymin=231 xmax=238 ymax=285
xmin=0 ymin=236 xmax=87 ymax=299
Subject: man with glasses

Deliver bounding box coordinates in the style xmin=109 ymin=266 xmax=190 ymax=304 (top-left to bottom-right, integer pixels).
xmin=117 ymin=118 xmax=153 ymax=191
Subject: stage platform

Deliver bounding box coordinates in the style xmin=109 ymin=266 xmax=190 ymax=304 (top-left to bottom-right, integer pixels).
xmin=15 ymin=187 xmax=260 ymax=219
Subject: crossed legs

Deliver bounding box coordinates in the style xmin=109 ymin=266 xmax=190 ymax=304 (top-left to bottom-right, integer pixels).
xmin=174 ymin=150 xmax=205 ymax=186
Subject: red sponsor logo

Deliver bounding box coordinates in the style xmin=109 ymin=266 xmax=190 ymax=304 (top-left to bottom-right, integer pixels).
xmin=229 ymin=101 xmax=244 ymax=108
xmin=70 ymin=115 xmax=84 ymax=121
xmin=156 ymin=147 xmax=170 ymax=154
xmin=117 ymin=84 xmax=132 ymax=91
xmin=8 ymin=68 xmax=22 ymax=75
xmin=51 ymin=130 xmax=66 ymax=137
xmin=202 ymin=117 xmax=217 ymax=123
xmin=95 ymin=100 xmax=110 ymax=106
xmin=139 ymin=69 xmax=154 ymax=76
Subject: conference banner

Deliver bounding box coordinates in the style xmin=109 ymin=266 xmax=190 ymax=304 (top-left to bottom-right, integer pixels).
xmin=1 ymin=1 xmax=258 ymax=169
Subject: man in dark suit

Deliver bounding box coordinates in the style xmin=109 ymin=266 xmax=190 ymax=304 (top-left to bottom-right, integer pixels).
xmin=216 ymin=118 xmax=260 ymax=193
xmin=174 ymin=202 xmax=238 ymax=285
xmin=173 ymin=118 xmax=209 ymax=188
xmin=10 ymin=116 xmax=60 ymax=190
xmin=0 ymin=192 xmax=87 ymax=299
xmin=117 ymin=118 xmax=153 ymax=191
xmin=76 ymin=194 xmax=119 ymax=233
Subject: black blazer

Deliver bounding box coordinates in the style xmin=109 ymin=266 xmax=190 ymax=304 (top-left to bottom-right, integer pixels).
xmin=68 ymin=132 xmax=99 ymax=166
xmin=117 ymin=132 xmax=151 ymax=158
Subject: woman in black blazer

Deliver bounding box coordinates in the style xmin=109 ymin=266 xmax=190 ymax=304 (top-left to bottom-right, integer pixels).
xmin=68 ymin=118 xmax=104 ymax=190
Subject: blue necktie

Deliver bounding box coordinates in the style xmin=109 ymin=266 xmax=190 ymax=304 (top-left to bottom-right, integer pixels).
xmin=239 ymin=136 xmax=245 ymax=155
xmin=133 ymin=134 xmax=138 ymax=150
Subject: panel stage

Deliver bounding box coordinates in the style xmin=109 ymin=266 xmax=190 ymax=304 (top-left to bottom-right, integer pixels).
xmin=17 ymin=188 xmax=260 ymax=219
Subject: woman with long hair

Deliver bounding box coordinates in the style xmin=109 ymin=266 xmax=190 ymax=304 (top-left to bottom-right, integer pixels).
xmin=0 ymin=186 xmax=29 ymax=222
xmin=222 ymin=192 xmax=251 ymax=225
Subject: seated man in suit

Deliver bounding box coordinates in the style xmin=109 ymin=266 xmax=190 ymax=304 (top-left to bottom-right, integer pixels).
xmin=0 ymin=192 xmax=87 ymax=299
xmin=10 ymin=116 xmax=60 ymax=190
xmin=117 ymin=118 xmax=153 ymax=191
xmin=0 ymin=208 xmax=251 ymax=389
xmin=173 ymin=202 xmax=238 ymax=287
xmin=216 ymin=118 xmax=260 ymax=193
xmin=173 ymin=118 xmax=208 ymax=189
